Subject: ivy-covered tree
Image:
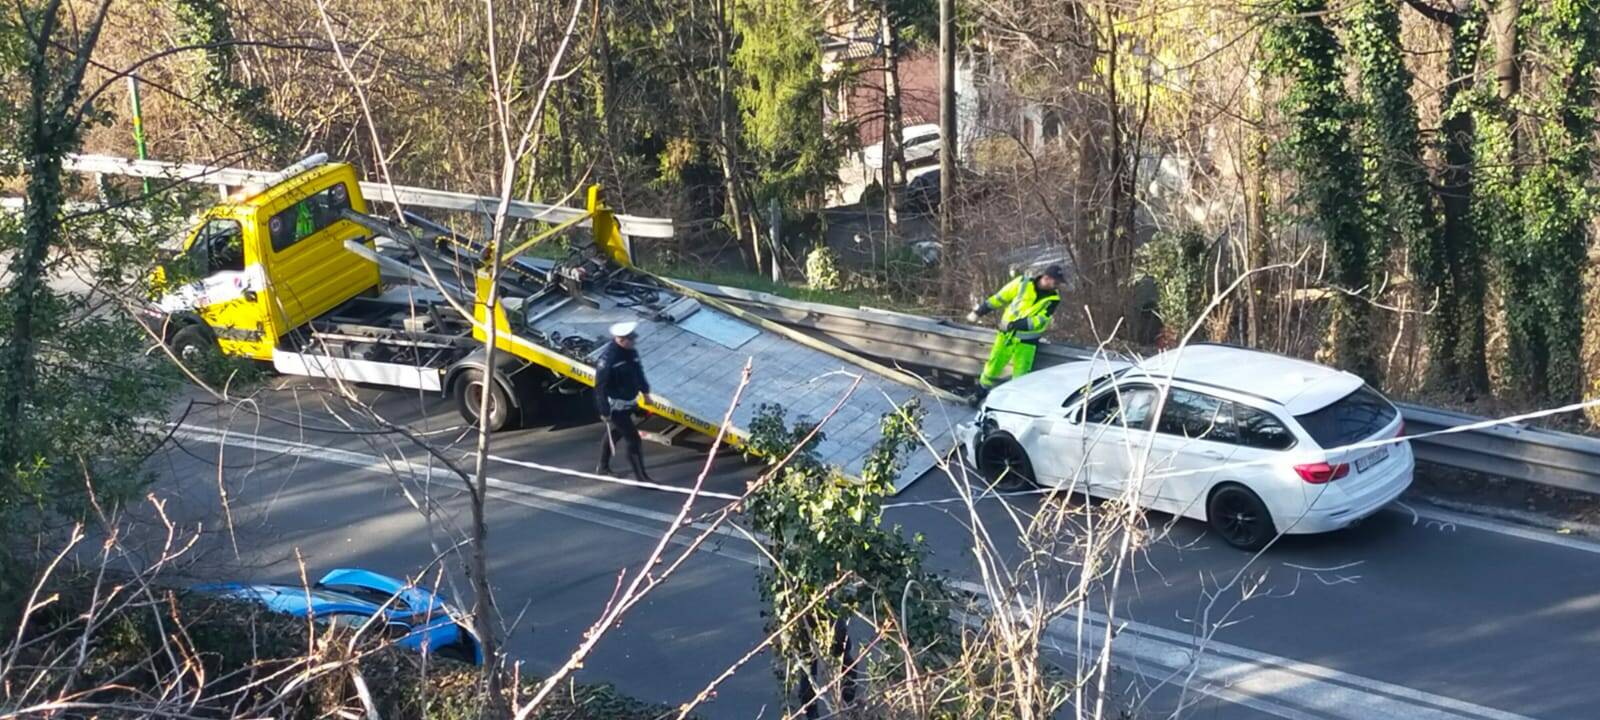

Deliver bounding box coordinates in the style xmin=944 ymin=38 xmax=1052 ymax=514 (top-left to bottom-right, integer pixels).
xmin=171 ymin=0 xmax=297 ymax=158
xmin=1133 ymin=227 xmax=1210 ymax=344
xmin=1350 ymin=0 xmax=1451 ymax=385
xmin=1476 ymin=0 xmax=1600 ymax=402
xmin=1263 ymin=0 xmax=1380 ymax=383
xmin=1431 ymin=1 xmax=1491 ymax=393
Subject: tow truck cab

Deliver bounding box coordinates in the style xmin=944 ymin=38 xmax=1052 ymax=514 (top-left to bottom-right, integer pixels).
xmin=151 ymin=157 xmax=379 ymax=360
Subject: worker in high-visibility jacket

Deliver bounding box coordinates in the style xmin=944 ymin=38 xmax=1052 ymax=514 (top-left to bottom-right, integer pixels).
xmin=966 ymin=265 xmax=1066 ymax=391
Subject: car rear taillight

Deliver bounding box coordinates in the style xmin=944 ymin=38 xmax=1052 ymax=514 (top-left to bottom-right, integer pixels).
xmin=1396 ymin=420 xmax=1406 ymax=438
xmin=1295 ymin=462 xmax=1350 ymax=484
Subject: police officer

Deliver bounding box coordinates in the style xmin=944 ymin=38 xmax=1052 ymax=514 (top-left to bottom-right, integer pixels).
xmin=966 ymin=264 xmax=1065 ymax=391
xmin=594 ymin=321 xmax=652 ymax=481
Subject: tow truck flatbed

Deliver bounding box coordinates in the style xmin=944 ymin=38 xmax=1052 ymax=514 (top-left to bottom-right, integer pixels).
xmin=343 ymin=211 xmax=965 ymax=490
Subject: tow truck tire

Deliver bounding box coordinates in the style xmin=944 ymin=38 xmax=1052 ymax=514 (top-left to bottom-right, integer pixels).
xmin=454 ymin=368 xmax=516 ymax=432
xmin=170 ymin=325 xmax=220 ymax=370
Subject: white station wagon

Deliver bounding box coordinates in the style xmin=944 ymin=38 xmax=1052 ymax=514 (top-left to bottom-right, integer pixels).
xmin=956 ymin=344 xmax=1413 ymax=550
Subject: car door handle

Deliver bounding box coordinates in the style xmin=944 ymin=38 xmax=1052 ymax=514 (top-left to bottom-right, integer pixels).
xmin=1200 ymin=450 xmax=1225 ymax=460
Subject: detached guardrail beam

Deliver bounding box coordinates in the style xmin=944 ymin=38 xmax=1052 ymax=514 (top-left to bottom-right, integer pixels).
xmin=64 ymin=153 xmax=675 ymax=240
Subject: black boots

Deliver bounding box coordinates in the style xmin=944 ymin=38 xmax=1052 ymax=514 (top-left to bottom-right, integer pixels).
xmin=596 ymin=442 xmax=651 ymax=482
xmin=626 ymin=447 xmax=652 ymax=483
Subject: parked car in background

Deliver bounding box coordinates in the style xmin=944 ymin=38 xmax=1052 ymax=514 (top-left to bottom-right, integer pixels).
xmin=899 ymin=165 xmax=988 ymax=216
xmin=863 ymin=123 xmax=942 ymax=170
xmin=957 ymin=344 xmax=1413 ymax=551
xmin=193 ymin=568 xmax=482 ymax=664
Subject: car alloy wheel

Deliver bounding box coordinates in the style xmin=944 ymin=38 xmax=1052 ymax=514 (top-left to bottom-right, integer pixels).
xmin=978 ymin=435 xmax=1035 ymax=490
xmin=1207 ymin=485 xmax=1276 ymax=552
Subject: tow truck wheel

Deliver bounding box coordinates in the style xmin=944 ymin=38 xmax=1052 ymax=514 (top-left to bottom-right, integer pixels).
xmin=169 ymin=325 xmax=222 ymax=379
xmin=454 ymin=369 xmax=515 ymax=432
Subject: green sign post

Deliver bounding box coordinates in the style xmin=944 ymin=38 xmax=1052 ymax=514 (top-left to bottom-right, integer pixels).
xmin=127 ymin=75 xmax=150 ymax=194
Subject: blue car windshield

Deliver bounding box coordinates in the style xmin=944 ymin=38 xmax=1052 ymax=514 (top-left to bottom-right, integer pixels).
xmin=319 ymin=583 xmax=412 ymax=611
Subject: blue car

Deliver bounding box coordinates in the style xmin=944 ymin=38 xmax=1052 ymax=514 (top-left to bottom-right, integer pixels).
xmin=193 ymin=568 xmax=482 ymax=665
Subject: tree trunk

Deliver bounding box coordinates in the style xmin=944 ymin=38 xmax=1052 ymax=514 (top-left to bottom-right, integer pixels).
xmin=1438 ymin=1 xmax=1489 ymax=392
xmin=938 ymin=0 xmax=958 ymax=303
xmin=714 ymin=0 xmax=754 ymax=265
xmin=1 ymin=0 xmax=102 ymax=480
xmin=1491 ymin=0 xmax=1520 ymax=102
xmin=1244 ymin=131 xmax=1269 ymax=349
xmin=1 ymin=136 xmax=63 ymax=482
xmin=880 ymin=0 xmax=901 ymax=233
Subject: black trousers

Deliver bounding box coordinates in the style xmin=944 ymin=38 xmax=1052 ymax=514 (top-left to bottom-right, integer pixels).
xmin=598 ymin=409 xmax=649 ymax=479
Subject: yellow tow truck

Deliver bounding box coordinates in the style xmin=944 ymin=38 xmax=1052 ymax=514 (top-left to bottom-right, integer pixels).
xmin=144 ymin=154 xmax=962 ymax=490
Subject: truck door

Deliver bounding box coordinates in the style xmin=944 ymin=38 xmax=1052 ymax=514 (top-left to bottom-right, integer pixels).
xmin=257 ymin=176 xmax=378 ymax=337
xmin=165 ymin=211 xmax=273 ymax=359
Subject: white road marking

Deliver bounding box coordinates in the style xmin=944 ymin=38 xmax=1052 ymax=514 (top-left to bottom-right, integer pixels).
xmin=949 ymin=578 xmax=1538 ymax=720
xmin=886 ymin=480 xmax=1600 ymax=558
xmin=172 ymin=424 xmax=1551 ymax=720
xmin=1398 ymin=503 xmax=1600 ymax=556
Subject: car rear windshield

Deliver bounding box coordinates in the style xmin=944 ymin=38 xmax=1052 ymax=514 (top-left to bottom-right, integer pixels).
xmin=1293 ymin=385 xmax=1397 ymax=449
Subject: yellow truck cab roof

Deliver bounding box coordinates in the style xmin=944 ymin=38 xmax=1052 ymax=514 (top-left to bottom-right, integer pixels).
xmin=222 ymin=162 xmax=358 ymax=211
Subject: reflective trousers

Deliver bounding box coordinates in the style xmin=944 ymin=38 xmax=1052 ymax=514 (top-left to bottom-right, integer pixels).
xmin=979 ymin=333 xmax=1037 ymax=389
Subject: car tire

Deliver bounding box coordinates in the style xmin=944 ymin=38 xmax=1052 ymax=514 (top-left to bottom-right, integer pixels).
xmin=454 ymin=368 xmax=516 ymax=432
xmin=1207 ymin=484 xmax=1277 ymax=552
xmin=976 ymin=434 xmax=1036 ymax=490
xmin=434 ymin=636 xmax=478 ymax=665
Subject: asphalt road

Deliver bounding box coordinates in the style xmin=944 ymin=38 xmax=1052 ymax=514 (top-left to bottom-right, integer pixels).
xmin=142 ymin=377 xmax=1600 ymax=719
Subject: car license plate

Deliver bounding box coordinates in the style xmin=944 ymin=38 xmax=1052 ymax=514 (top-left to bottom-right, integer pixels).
xmin=1355 ymin=445 xmax=1390 ymax=473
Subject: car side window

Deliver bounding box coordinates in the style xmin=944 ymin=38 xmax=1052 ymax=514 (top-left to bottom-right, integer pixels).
xmin=322 ymin=613 xmax=411 ymax=639
xmin=1235 ymin=404 xmax=1296 ymax=450
xmin=326 ymin=613 xmax=360 ymax=628
xmin=269 ymin=181 xmax=352 ymax=252
xmin=1155 ymin=389 xmax=1238 ymax=443
xmin=1081 ymin=385 xmax=1157 ymax=430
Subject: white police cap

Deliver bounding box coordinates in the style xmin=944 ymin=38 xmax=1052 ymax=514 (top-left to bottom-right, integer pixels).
xmin=609 ymin=321 xmax=638 ymax=338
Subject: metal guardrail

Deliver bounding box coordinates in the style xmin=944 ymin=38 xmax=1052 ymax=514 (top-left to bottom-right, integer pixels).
xmin=681 ymin=280 xmax=1600 ymax=495
xmin=63 ymin=154 xmax=676 ymax=240
xmin=51 ymin=154 xmax=1600 ymax=493
xmin=1394 ymin=403 xmax=1600 ymax=495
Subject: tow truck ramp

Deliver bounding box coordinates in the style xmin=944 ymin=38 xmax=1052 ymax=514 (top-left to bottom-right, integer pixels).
xmin=515 ymin=274 xmax=965 ymax=488
xmin=346 ymin=210 xmax=966 ymax=493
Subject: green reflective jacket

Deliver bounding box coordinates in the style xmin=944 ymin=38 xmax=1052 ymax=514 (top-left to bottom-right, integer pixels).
xmin=985 ymin=275 xmax=1061 ymax=341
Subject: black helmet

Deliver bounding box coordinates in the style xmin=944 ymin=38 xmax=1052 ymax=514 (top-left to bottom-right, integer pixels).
xmin=1042 ymin=264 xmax=1066 ymax=282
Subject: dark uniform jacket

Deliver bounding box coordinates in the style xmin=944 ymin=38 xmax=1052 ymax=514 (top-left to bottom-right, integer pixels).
xmin=594 ymin=341 xmax=650 ymax=414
